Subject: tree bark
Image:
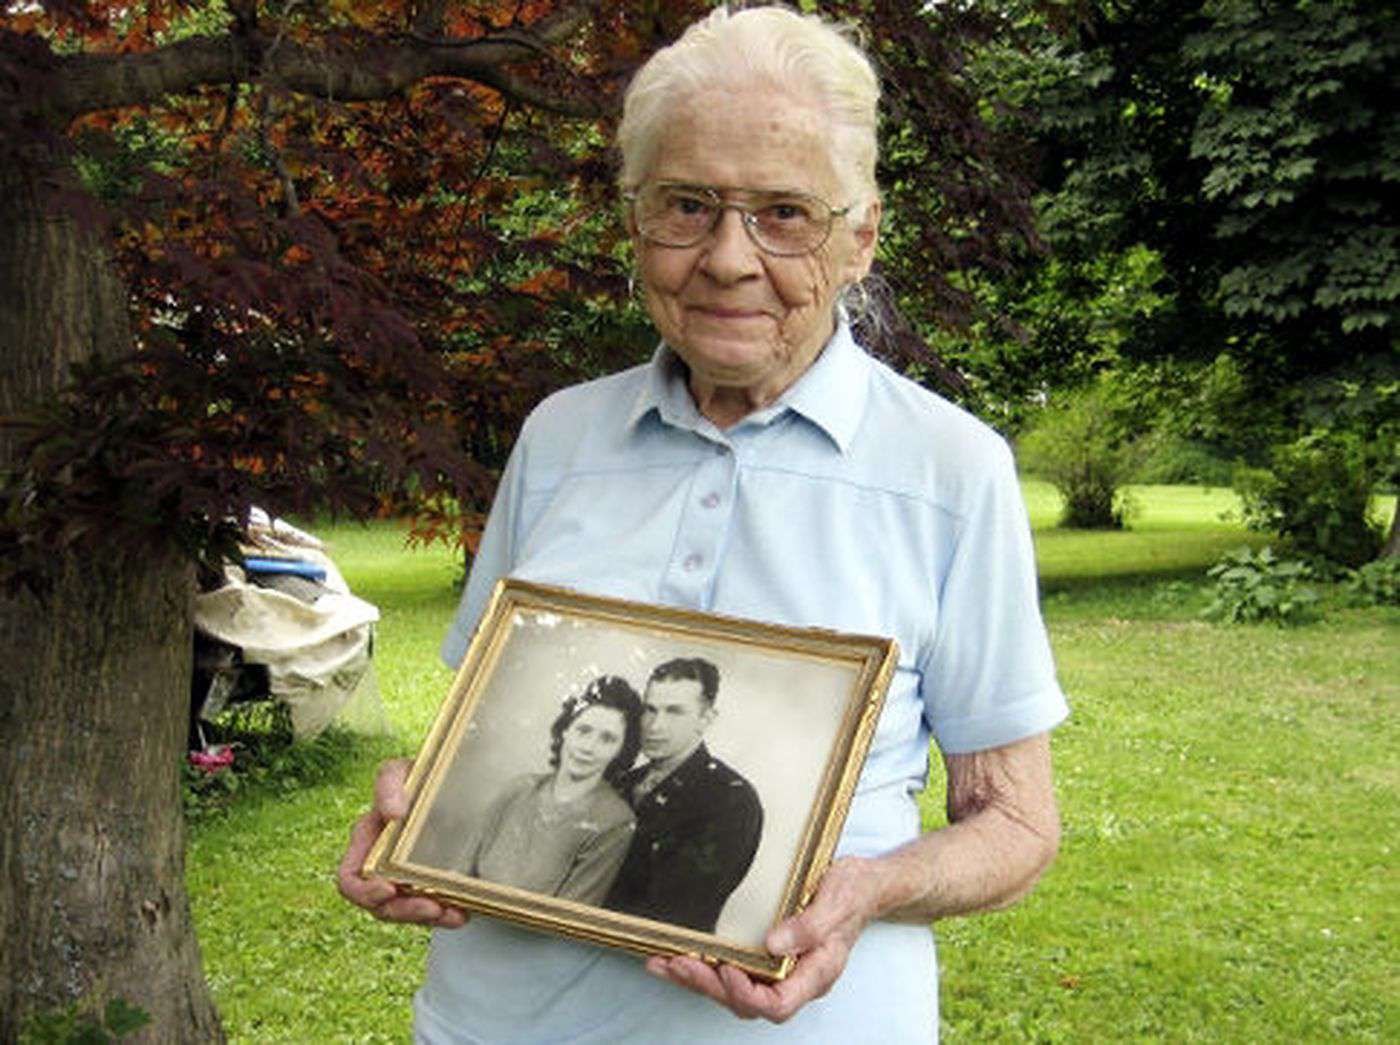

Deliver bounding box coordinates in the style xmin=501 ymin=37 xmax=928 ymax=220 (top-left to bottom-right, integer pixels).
xmin=45 ymin=6 xmax=597 ymax=120
xmin=0 ymin=162 xmax=222 ymax=1041
xmin=1384 ymin=499 xmax=1400 ymax=560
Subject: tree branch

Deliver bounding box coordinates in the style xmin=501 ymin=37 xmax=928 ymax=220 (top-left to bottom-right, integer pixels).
xmin=46 ymin=6 xmax=597 ymax=119
xmin=253 ymin=88 xmax=301 ymax=218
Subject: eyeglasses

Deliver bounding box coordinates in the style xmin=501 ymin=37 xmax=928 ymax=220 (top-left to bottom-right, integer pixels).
xmin=625 ymin=182 xmax=852 ymax=257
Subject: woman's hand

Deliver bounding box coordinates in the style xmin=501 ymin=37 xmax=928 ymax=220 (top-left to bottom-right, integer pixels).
xmin=643 ymin=856 xmax=881 ymax=1023
xmin=335 ymin=757 xmax=470 ymax=929
xmin=643 ymin=732 xmax=1060 ymax=1021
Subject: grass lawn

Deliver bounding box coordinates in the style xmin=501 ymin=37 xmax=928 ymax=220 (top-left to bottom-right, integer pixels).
xmin=186 ymin=484 xmax=1398 ymax=1042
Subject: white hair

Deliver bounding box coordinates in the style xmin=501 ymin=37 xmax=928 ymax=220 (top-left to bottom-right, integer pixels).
xmin=616 ymin=4 xmax=881 ymax=211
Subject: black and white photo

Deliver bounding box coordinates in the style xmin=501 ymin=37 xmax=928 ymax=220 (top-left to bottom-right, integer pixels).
xmin=364 ymin=579 xmax=896 ymax=976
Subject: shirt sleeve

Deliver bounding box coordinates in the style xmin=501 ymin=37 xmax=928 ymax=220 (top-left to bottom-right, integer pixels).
xmin=919 ymin=437 xmax=1069 ymax=754
xmin=439 ymin=434 xmax=529 ymax=668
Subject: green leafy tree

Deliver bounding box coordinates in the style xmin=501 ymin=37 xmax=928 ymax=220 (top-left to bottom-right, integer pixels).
xmin=1030 ymin=0 xmax=1398 ymax=363
xmin=1018 ymin=378 xmax=1143 ymax=529
xmin=1185 ymin=0 xmax=1398 ymax=337
xmin=951 ymin=0 xmax=1399 ymax=554
xmin=1235 ymin=430 xmax=1385 ymax=568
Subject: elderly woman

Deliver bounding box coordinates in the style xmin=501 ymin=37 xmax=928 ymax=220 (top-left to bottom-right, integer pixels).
xmin=339 ymin=6 xmax=1066 ymax=1041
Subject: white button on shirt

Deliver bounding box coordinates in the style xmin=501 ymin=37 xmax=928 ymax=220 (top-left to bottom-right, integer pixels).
xmin=426 ymin=321 xmax=1068 ymax=1043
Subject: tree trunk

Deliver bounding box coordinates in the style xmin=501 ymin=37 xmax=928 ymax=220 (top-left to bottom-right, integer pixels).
xmin=0 ymin=161 xmax=223 ymax=1041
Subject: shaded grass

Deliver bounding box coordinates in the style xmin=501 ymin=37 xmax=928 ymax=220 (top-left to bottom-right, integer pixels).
xmin=186 ymin=492 xmax=1399 ymax=1042
xmin=1025 ymin=482 xmax=1267 ymax=622
xmin=187 ymin=771 xmax=422 ymax=1043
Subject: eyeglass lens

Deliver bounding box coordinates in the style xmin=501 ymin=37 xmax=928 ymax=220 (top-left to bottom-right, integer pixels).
xmin=635 ymin=184 xmax=834 ymax=255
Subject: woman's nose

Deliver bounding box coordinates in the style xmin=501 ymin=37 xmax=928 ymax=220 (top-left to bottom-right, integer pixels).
xmin=700 ymin=208 xmax=762 ymax=282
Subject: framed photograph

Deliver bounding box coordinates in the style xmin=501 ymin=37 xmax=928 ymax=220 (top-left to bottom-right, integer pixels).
xmin=362 ymin=579 xmax=897 ymax=980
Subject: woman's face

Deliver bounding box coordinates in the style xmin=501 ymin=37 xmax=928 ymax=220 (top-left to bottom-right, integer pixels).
xmin=631 ymin=86 xmax=880 ymax=427
xmin=558 ymin=704 xmax=628 ymax=784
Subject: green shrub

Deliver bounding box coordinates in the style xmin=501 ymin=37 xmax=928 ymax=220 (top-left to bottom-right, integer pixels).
xmin=1134 ymin=434 xmax=1236 ymax=486
xmin=1203 ymin=546 xmax=1319 ymax=625
xmin=1342 ymin=557 xmax=1400 ymax=607
xmin=1019 ymin=385 xmax=1141 ymax=529
xmin=1234 ymin=431 xmax=1383 ymax=568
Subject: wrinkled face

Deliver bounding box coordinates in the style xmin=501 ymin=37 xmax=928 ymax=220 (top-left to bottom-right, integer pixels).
xmin=559 ymin=705 xmax=628 ymax=783
xmin=631 ymin=86 xmax=879 ymax=420
xmin=640 ymin=677 xmax=714 ymax=762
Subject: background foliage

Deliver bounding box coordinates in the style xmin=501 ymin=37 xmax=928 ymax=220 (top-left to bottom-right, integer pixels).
xmin=1 ymin=0 xmax=1060 ymax=588
xmin=3 ymin=0 xmax=1394 ymax=576
xmin=934 ymin=0 xmax=1397 ymax=564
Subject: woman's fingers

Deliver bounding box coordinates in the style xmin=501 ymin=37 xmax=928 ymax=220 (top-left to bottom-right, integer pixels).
xmin=373 ymin=757 xmax=413 ymax=819
xmin=767 ymin=857 xmax=878 ymax=957
xmin=337 ymin=810 xmax=396 ymax=907
xmin=644 ymin=857 xmax=887 ymax=1023
xmin=646 ymin=932 xmax=852 ymax=1024
xmin=336 ymin=757 xmax=468 ymax=928
xmin=375 ymin=894 xmax=470 ymax=928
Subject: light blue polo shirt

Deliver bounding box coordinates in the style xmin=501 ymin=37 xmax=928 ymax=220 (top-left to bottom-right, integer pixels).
xmin=421 ymin=322 xmax=1067 ymax=1043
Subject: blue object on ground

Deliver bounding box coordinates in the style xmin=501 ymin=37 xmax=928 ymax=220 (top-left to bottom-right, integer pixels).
xmin=242 ymin=557 xmax=328 ymax=581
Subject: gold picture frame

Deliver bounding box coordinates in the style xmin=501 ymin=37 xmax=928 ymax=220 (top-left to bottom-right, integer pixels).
xmin=362 ymin=579 xmax=896 ymax=980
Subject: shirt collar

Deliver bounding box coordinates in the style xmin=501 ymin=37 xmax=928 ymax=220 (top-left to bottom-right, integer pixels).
xmin=778 ymin=319 xmax=869 ymax=454
xmin=625 ymin=318 xmax=871 ymax=454
xmin=626 ymin=342 xmax=702 ymax=433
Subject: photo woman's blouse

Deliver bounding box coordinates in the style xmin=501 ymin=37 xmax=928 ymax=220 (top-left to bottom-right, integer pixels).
xmin=420 ymin=321 xmax=1069 ymax=1043
xmin=456 ymin=773 xmax=635 ymax=905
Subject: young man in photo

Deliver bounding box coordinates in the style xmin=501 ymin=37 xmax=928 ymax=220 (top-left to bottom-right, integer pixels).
xmin=603 ymin=657 xmax=764 ymax=932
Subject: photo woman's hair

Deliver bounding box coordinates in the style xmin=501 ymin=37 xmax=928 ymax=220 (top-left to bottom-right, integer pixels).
xmin=548 ymin=676 xmax=644 ymax=786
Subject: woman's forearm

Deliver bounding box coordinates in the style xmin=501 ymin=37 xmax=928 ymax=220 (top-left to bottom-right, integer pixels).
xmin=865 ymin=732 xmax=1060 ymax=924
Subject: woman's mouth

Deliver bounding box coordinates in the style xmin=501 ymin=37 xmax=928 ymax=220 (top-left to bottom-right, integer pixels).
xmin=691 ymin=305 xmax=765 ymax=320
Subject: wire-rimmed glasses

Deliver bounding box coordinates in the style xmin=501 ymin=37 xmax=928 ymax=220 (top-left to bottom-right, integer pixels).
xmin=626 ymin=182 xmax=852 ymax=257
